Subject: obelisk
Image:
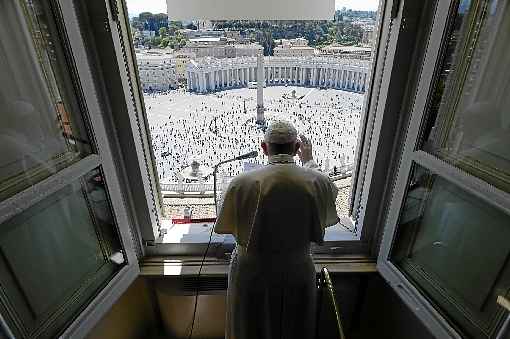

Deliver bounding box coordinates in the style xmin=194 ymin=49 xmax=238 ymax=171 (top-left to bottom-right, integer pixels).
xmin=256 ymin=54 xmax=265 ymax=123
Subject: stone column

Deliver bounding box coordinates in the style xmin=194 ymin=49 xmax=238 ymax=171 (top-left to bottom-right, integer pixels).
xmin=256 ymin=55 xmax=265 ymax=123
xmin=186 ymin=72 xmax=191 ymax=90
xmin=198 ymin=72 xmax=205 ymax=93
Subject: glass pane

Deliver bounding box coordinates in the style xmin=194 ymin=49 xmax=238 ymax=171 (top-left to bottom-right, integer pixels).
xmin=421 ymin=0 xmax=510 ymax=191
xmin=0 ymin=168 xmax=122 ymax=338
xmin=391 ymin=164 xmax=510 ymax=338
xmin=0 ymin=1 xmax=92 ymax=201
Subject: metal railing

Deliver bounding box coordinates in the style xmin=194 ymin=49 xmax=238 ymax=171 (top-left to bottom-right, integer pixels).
xmin=160 ymin=182 xmax=215 ymax=194
xmin=316 ymin=267 xmax=346 ymax=339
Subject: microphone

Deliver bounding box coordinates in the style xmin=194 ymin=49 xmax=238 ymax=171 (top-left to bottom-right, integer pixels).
xmin=234 ymin=151 xmax=258 ymax=161
xmin=213 ymin=150 xmax=258 ymax=214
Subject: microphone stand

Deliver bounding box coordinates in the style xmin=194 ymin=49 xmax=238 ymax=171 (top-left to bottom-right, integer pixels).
xmin=213 ymin=151 xmax=258 ymax=215
xmin=213 ymin=159 xmax=233 ymax=216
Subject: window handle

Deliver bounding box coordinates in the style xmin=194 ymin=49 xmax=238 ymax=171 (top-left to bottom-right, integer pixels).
xmin=498 ymin=295 xmax=510 ymax=312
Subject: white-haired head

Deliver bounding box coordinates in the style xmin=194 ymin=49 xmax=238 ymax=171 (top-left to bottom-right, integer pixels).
xmin=263 ymin=120 xmax=298 ymax=144
xmin=261 ymin=120 xmax=300 ymax=156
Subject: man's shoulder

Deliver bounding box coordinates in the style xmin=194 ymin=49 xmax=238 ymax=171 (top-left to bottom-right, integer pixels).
xmin=229 ymin=168 xmax=265 ymax=186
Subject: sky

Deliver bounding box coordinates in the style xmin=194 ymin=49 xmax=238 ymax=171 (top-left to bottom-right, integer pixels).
xmin=126 ymin=0 xmax=378 ymax=16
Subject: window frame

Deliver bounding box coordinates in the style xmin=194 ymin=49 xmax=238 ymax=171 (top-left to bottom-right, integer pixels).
xmin=377 ymin=0 xmax=510 ymax=337
xmin=110 ymin=0 xmax=415 ymax=258
xmin=0 ymin=0 xmax=139 ymax=337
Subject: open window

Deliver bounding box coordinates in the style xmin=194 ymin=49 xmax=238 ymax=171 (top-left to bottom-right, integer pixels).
xmin=0 ymin=0 xmax=138 ymax=337
xmin=110 ymin=0 xmax=395 ymax=257
xmin=378 ymin=0 xmax=510 ymax=337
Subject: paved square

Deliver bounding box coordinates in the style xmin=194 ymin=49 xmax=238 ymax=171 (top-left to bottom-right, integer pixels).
xmin=145 ymin=86 xmax=364 ymax=182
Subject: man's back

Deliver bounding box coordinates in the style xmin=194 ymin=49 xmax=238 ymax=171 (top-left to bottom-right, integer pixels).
xmin=215 ymin=158 xmax=339 ymax=339
xmin=214 ymin=121 xmax=339 ymax=339
xmin=215 ymin=160 xmax=338 ymax=250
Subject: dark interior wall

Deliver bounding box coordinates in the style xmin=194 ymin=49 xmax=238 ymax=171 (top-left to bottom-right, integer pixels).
xmin=86 ymin=277 xmax=162 ymax=339
xmin=85 ymin=273 xmax=435 ymax=339
xmin=349 ymin=274 xmax=435 ymax=339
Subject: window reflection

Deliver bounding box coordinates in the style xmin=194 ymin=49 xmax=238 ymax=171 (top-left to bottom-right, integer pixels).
xmin=0 ymin=168 xmax=121 ymax=337
xmin=0 ymin=1 xmax=92 ymax=200
xmin=421 ymin=0 xmax=510 ymax=191
xmin=392 ymin=164 xmax=510 ymax=338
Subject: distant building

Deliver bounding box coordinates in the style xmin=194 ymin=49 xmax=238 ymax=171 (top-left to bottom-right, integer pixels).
xmin=136 ymin=52 xmax=178 ymax=91
xmin=274 ymin=46 xmax=316 ymax=57
xmin=320 ymin=44 xmax=372 ymax=60
xmin=362 ymin=26 xmax=375 ymax=44
xmin=274 ymin=38 xmax=309 ymax=47
xmin=232 ymin=44 xmax=264 ymax=57
xmin=195 ymin=20 xmax=213 ymax=30
xmin=178 ymin=29 xmax=224 ymax=40
xmin=182 ymin=37 xmax=263 ymax=58
xmin=187 ymin=56 xmax=369 ymax=94
xmin=273 ymin=38 xmax=316 ymax=57
xmin=141 ymin=30 xmax=156 ymax=39
xmin=225 ymin=31 xmax=242 ymax=42
xmin=173 ymin=51 xmax=196 ymax=81
xmin=182 ymin=37 xmax=228 ymax=58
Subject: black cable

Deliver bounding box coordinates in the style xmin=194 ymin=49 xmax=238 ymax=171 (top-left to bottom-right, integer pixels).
xmin=188 ymin=166 xmax=219 ymax=339
xmin=187 ymin=153 xmax=256 ymax=338
xmin=187 ymin=222 xmax=215 ymax=339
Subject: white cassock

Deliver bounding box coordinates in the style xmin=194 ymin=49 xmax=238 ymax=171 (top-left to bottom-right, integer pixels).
xmin=214 ymin=154 xmax=339 ymax=339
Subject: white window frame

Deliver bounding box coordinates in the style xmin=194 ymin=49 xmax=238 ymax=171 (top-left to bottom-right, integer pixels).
xmin=377 ymin=0 xmax=510 ymax=337
xmin=0 ymin=1 xmax=139 ymax=338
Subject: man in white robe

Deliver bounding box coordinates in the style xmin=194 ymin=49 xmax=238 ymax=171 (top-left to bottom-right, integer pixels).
xmin=214 ymin=120 xmax=339 ymax=339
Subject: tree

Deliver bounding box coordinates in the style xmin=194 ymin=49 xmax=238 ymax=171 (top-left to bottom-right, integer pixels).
xmin=160 ymin=37 xmax=170 ymax=48
xmin=159 ymin=27 xmax=168 ymax=38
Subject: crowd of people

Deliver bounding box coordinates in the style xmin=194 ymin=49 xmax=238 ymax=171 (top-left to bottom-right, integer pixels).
xmin=145 ymin=86 xmax=364 ymax=183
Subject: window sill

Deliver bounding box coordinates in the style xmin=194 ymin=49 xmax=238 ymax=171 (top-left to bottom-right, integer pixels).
xmin=139 ymin=254 xmax=377 ymax=276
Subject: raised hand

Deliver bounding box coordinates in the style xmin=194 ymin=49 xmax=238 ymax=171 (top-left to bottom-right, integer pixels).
xmin=297 ymin=134 xmax=313 ymax=164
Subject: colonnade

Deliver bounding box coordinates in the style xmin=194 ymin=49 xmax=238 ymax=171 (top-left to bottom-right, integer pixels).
xmin=186 ymin=57 xmax=369 ymax=94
